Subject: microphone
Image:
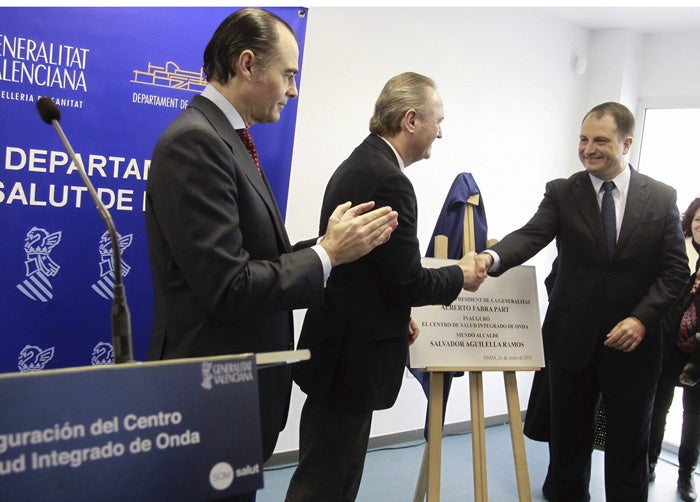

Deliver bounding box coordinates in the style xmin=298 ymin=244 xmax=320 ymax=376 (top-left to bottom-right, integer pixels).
xmin=36 ymin=97 xmax=134 ymax=364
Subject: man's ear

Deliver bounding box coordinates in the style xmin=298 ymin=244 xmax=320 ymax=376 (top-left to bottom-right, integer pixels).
xmin=403 ymin=109 xmax=418 ymax=133
xmin=623 ymin=136 xmax=633 ymax=154
xmin=235 ymin=50 xmax=256 ymax=81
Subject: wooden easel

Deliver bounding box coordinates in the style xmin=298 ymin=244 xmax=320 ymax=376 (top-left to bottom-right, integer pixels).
xmin=412 ymin=194 xmax=534 ymax=502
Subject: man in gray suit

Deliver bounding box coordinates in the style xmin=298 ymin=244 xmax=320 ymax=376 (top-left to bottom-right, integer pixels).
xmin=476 ymin=102 xmax=689 ymax=501
xmin=144 ymin=9 xmax=397 ymax=500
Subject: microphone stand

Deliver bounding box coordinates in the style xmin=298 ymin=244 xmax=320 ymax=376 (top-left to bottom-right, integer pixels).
xmin=38 ymin=98 xmax=134 ymax=364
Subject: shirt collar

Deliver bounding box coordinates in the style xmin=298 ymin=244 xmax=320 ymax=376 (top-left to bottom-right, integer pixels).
xmin=378 ymin=136 xmax=405 ymax=170
xmin=589 ymin=164 xmax=631 ymax=195
xmin=201 ymin=84 xmax=247 ymax=130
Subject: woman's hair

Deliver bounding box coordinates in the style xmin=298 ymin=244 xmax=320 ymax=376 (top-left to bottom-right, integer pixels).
xmin=681 ymin=196 xmax=700 ymax=237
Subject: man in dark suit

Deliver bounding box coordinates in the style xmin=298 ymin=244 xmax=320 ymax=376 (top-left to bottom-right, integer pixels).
xmin=286 ymin=72 xmax=487 ymax=501
xmin=144 ymin=9 xmax=398 ymax=499
xmin=476 ymin=102 xmax=689 ymax=501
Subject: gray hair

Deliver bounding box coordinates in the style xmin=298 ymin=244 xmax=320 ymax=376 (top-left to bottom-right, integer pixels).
xmin=369 ymin=72 xmax=437 ymax=137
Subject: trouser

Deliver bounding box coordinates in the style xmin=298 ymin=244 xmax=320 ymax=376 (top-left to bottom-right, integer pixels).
xmin=285 ymin=398 xmax=373 ymax=502
xmin=650 ymin=372 xmax=700 ymax=476
xmin=548 ymin=348 xmax=657 ymax=502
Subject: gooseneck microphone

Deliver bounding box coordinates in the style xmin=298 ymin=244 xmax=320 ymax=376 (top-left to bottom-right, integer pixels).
xmin=36 ymin=96 xmax=134 ymax=364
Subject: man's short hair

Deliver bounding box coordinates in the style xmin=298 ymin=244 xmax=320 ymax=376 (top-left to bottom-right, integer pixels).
xmin=369 ymin=72 xmax=437 ymax=137
xmin=202 ymin=7 xmax=295 ymax=84
xmin=583 ymin=102 xmax=636 ymax=139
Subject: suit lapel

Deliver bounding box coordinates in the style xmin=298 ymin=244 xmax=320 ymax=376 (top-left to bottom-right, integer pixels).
xmin=616 ymin=169 xmax=649 ymax=254
xmin=191 ymin=96 xmax=292 ymax=252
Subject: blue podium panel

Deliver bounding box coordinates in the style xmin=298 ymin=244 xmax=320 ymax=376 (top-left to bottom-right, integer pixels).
xmin=0 ymin=354 xmax=263 ymax=501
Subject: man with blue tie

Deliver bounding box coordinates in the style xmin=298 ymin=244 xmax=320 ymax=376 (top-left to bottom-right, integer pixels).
xmin=476 ymin=102 xmax=689 ymax=501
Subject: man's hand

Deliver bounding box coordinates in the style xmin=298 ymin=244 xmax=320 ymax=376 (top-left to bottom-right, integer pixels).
xmin=604 ymin=316 xmax=646 ymax=352
xmin=457 ymin=251 xmax=488 ymax=292
xmin=320 ymin=201 xmax=398 ymax=266
xmin=692 ymin=269 xmax=700 ymax=295
xmin=408 ymin=317 xmax=420 ymax=346
xmin=474 ymin=252 xmax=493 ymax=274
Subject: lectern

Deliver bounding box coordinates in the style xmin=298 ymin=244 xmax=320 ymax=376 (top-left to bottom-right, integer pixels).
xmin=0 ymin=350 xmax=308 ymax=501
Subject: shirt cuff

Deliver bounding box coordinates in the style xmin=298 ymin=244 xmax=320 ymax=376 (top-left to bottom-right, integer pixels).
xmin=311 ymin=244 xmax=332 ymax=283
xmin=482 ymin=249 xmax=501 ymax=273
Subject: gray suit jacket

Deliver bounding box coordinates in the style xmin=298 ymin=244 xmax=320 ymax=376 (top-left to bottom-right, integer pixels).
xmin=145 ymin=95 xmax=323 ymax=459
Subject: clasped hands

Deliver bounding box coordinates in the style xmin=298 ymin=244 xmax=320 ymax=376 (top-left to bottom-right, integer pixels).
xmin=458 ymin=251 xmax=492 ymax=292
xmin=320 ymin=200 xmax=495 ymax=293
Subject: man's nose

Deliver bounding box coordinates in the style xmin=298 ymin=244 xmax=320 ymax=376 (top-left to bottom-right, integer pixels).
xmin=288 ymin=78 xmax=299 ymax=98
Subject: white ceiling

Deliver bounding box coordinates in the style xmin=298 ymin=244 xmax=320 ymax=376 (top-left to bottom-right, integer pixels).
xmin=543 ymin=7 xmax=700 ymax=35
xmin=8 ymin=2 xmax=699 ymax=35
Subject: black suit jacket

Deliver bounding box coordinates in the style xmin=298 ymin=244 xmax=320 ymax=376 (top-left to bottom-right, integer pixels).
xmin=490 ymin=168 xmax=688 ymax=372
xmin=293 ymin=134 xmax=463 ymax=411
xmin=145 ymin=95 xmax=324 ymax=460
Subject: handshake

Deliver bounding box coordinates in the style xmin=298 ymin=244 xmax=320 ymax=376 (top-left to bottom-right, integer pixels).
xmin=457 ymin=251 xmax=494 ymax=292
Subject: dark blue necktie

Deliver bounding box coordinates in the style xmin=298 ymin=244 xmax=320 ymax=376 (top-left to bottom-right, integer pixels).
xmin=601 ymin=180 xmax=616 ymax=258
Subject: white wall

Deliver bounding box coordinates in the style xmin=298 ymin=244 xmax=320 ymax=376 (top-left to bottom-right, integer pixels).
xmin=583 ymin=29 xmax=644 ymax=111
xmin=274 ymin=7 xmax=591 ymax=455
xmin=277 ymin=7 xmax=700 ymax=455
xmin=638 ymin=29 xmax=700 ymax=98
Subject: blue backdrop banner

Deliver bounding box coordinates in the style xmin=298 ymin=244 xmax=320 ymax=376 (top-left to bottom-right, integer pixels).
xmin=0 ymin=7 xmax=308 ymax=373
